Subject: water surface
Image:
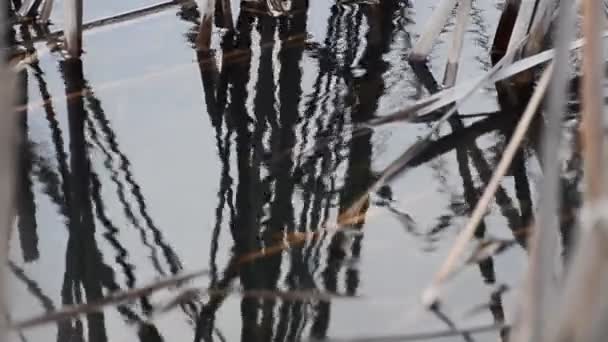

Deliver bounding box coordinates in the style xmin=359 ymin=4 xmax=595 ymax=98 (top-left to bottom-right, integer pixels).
xmin=8 ymin=1 xmax=542 ymax=341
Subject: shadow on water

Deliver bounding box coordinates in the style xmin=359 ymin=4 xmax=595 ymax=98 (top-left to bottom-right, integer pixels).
xmin=6 ymin=0 xmax=586 ymax=341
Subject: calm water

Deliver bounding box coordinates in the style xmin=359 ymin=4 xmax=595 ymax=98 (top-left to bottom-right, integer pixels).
xmin=8 ymin=1 xmax=545 ymax=341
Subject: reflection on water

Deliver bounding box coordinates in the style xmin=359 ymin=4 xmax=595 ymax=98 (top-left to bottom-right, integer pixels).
xmin=6 ymin=0 xmax=580 ymax=341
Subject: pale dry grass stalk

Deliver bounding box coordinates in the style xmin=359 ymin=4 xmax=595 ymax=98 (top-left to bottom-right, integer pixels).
xmin=525 ymin=0 xmax=561 ymax=55
xmin=580 ymin=0 xmax=605 ymax=201
xmin=443 ymin=0 xmax=471 ymax=87
xmin=422 ymin=62 xmax=555 ymax=307
xmin=0 ymin=3 xmax=17 ymax=341
xmin=511 ymin=3 xmax=576 ymax=342
xmin=506 ymin=0 xmax=539 ymax=57
xmin=12 ymin=269 xmax=211 ymax=329
xmin=409 ymin=0 xmax=459 ymax=61
xmin=544 ymin=1 xmax=608 ymax=341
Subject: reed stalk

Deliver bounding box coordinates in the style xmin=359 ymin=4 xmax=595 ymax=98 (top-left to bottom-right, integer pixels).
xmin=580 ymin=0 xmax=605 ymax=201
xmin=511 ymin=3 xmax=576 ymax=342
xmin=443 ymin=0 xmax=470 ymax=87
xmin=64 ymin=0 xmax=83 ymax=57
xmin=409 ymin=0 xmax=458 ymax=61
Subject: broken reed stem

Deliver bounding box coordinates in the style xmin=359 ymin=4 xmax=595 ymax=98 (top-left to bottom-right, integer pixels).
xmin=443 ymin=0 xmax=471 ymax=87
xmin=581 ymin=0 xmax=605 ymax=202
xmin=505 ymin=0 xmax=537 ymax=58
xmin=410 ymin=0 xmax=459 ymax=61
xmin=64 ymin=0 xmax=83 ymax=57
xmin=423 ymin=63 xmax=555 ymax=307
xmin=524 ymin=0 xmax=561 ymax=56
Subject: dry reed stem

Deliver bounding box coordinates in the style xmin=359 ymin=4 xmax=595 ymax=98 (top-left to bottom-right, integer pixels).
xmin=543 ymin=3 xmax=608 ymax=341
xmin=64 ymin=0 xmax=83 ymax=57
xmin=443 ymin=0 xmax=471 ymax=87
xmin=369 ymin=31 xmax=608 ymax=127
xmin=410 ymin=0 xmax=459 ymax=61
xmin=506 ymin=0 xmax=538 ymax=57
xmin=548 ymin=217 xmax=608 ymax=342
xmin=12 ymin=269 xmax=211 ymax=329
xmin=339 ymin=36 xmax=531 ymax=225
xmin=423 ymin=62 xmax=555 ymax=307
xmin=581 ymin=0 xmax=605 ymax=202
xmin=512 ymin=3 xmax=576 ymax=342
xmin=524 ymin=0 xmax=561 ymax=56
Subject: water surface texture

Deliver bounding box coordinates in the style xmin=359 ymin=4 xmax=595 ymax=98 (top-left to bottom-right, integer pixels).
xmin=8 ymin=1 xmax=545 ymax=341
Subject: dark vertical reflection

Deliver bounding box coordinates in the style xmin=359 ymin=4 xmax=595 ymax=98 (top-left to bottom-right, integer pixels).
xmin=193 ymin=7 xmax=258 ymax=342
xmin=309 ymin=5 xmax=362 ymax=338
xmin=16 ymin=63 xmax=40 ymax=262
xmin=59 ymin=58 xmax=107 ymax=342
xmin=194 ymin=22 xmax=237 ymax=342
xmin=53 ymin=58 xmax=168 ymax=341
xmin=252 ymin=14 xmax=280 ymax=342
xmin=271 ymin=4 xmax=308 ymax=341
xmin=312 ymin=0 xmax=398 ymax=337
